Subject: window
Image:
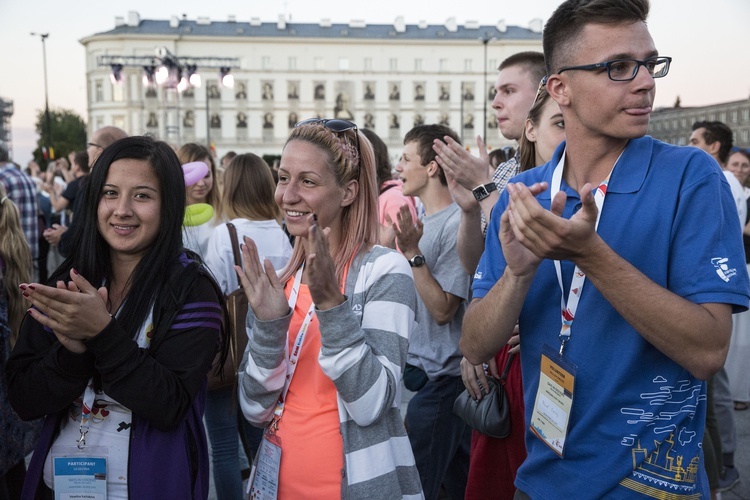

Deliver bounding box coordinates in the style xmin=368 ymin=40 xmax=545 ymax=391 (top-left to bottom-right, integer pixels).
xmin=112 ymin=81 xmax=124 ymax=102
xmin=314 ymin=57 xmax=325 ymax=71
xmin=364 ymin=58 xmax=373 ymax=71
xmin=262 ymin=56 xmax=271 ymax=70
xmin=731 ymin=110 xmax=738 ymax=124
xmin=288 ymin=57 xmax=297 ymax=70
xmin=389 ymin=58 xmax=398 ymax=71
xmin=339 ymin=58 xmax=349 ymax=71
xmin=95 ymin=80 xmax=103 ymax=102
xmin=414 ymin=58 xmax=423 ymax=72
xmin=464 ymin=59 xmax=473 ymax=72
xmin=113 ymin=115 xmax=125 ymax=129
xmin=439 ymin=59 xmax=449 ymax=72
xmin=742 ymin=109 xmax=749 ymax=123
xmin=741 ymin=129 xmax=749 ymax=143
xmin=488 ymin=59 xmax=498 ymax=72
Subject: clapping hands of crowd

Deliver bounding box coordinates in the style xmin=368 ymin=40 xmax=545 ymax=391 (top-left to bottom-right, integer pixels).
xmin=392 ymin=204 xmax=423 ymax=257
xmin=433 ymin=135 xmax=492 ymax=192
xmin=20 ymin=269 xmax=113 ymax=353
xmin=502 ymin=181 xmax=600 ymax=278
xmin=236 ymin=214 xmax=345 ymax=320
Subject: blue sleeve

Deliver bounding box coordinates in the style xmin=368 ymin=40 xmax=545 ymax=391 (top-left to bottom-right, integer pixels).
xmin=669 ymin=157 xmax=750 ymax=312
xmin=472 ymin=191 xmax=509 ymax=300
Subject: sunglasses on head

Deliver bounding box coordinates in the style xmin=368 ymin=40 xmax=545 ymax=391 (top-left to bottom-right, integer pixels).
xmin=294 ymin=118 xmax=361 ymax=164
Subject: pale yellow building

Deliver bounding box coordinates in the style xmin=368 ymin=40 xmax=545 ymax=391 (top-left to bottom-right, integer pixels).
xmin=80 ymin=11 xmax=542 ymax=159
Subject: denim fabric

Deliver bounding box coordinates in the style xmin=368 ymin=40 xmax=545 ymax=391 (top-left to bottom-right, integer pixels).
xmin=406 ymin=375 xmax=472 ymax=500
xmin=205 ymin=385 xmax=262 ymax=499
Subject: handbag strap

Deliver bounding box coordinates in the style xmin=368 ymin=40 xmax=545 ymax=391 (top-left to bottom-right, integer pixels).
xmin=498 ymin=351 xmax=516 ymax=384
xmin=227 ymin=222 xmax=243 ymax=289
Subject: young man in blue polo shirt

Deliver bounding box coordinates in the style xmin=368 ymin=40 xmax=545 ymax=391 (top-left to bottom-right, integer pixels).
xmin=461 ymin=0 xmax=750 ymax=497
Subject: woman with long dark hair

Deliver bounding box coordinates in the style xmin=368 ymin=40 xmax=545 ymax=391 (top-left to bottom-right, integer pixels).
xmin=7 ymin=136 xmax=226 ymax=499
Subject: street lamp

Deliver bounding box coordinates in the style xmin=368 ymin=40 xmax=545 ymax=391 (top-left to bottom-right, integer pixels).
xmin=31 ymin=32 xmax=52 ymax=162
xmin=482 ymin=35 xmax=497 ymax=144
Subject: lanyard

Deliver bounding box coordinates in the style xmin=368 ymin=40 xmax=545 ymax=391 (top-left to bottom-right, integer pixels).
xmin=271 ymin=266 xmax=315 ymax=427
xmin=550 ymin=149 xmax=621 ymax=355
xmin=270 ymin=255 xmax=354 ymax=432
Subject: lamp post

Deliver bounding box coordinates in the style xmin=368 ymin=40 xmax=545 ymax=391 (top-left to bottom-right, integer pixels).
xmin=31 ymin=32 xmax=52 ymax=162
xmin=482 ymin=35 xmax=496 ymax=144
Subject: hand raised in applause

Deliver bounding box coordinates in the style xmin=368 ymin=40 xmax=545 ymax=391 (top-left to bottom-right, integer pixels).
xmin=303 ymin=215 xmax=346 ymax=311
xmin=235 ymin=236 xmax=290 ymax=321
xmin=393 ymin=204 xmax=423 ymax=257
xmin=433 ymin=135 xmax=492 ymax=191
xmin=505 ymin=181 xmax=599 ymax=265
xmin=20 ymin=269 xmax=111 ymax=352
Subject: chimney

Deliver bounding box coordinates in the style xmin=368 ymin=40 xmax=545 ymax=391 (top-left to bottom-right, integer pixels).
xmin=394 ymin=16 xmax=405 ymax=33
xmin=418 ymin=20 xmax=428 ymax=30
xmin=496 ymin=20 xmax=507 ymax=33
xmin=444 ymin=17 xmax=457 ymax=33
xmin=127 ymin=11 xmax=141 ymax=27
xmin=320 ymin=18 xmax=332 ymax=28
xmin=228 ymin=15 xmax=236 ymax=23
xmin=115 ymin=16 xmax=125 ymax=27
xmin=464 ymin=20 xmax=479 ymax=30
xmin=277 ymin=14 xmax=286 ymax=30
xmin=528 ymin=18 xmax=543 ymax=33
xmin=169 ymin=16 xmax=179 ymax=28
xmin=196 ymin=16 xmax=211 ymax=25
xmin=349 ymin=19 xmax=366 ymax=28
xmin=250 ymin=17 xmax=261 ymax=26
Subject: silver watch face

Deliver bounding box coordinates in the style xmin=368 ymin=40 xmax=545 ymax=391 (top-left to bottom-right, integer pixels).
xmin=410 ymin=255 xmax=425 ymax=267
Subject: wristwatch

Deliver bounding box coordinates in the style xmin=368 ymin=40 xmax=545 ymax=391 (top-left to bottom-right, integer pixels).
xmin=408 ymin=254 xmax=426 ymax=268
xmin=472 ymin=182 xmax=498 ymax=201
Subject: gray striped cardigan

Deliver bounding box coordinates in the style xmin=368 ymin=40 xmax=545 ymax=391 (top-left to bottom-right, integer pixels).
xmin=239 ymin=245 xmax=424 ymax=499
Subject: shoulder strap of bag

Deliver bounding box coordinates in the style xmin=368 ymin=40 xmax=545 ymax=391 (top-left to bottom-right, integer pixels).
xmin=499 ymin=351 xmax=515 ymax=384
xmin=227 ymin=222 xmax=243 ymax=290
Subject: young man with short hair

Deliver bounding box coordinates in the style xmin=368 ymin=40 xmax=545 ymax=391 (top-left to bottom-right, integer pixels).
xmin=462 ymin=0 xmax=749 ymax=497
xmin=435 ymin=51 xmax=546 ymax=274
xmin=393 ymin=124 xmax=472 ymax=500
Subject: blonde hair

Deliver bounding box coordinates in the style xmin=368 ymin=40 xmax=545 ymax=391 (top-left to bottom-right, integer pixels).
xmin=219 ymin=153 xmax=281 ymax=222
xmin=278 ymin=124 xmax=379 ymax=284
xmin=0 ymin=184 xmax=32 ymax=345
xmin=177 ymin=143 xmax=221 ymax=210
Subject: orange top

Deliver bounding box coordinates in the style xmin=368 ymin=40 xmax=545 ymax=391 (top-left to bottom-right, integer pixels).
xmin=275 ymin=280 xmax=343 ymax=499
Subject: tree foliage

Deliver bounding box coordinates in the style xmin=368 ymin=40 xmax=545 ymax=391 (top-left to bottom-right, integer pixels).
xmin=33 ymin=108 xmax=86 ymax=167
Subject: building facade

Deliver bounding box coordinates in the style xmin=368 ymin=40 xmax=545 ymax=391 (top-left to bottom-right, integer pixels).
xmin=649 ymin=98 xmax=750 ymax=149
xmin=80 ymin=12 xmax=542 ymax=159
xmin=0 ymin=97 xmax=12 ymax=156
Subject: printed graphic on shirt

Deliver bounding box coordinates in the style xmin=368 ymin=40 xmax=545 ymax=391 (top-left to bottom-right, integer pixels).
xmin=711 ymin=257 xmax=737 ymax=282
xmin=618 ymin=375 xmax=704 ymax=499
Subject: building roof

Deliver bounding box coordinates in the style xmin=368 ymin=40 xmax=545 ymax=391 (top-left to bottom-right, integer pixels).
xmin=88 ymin=17 xmax=541 ymax=42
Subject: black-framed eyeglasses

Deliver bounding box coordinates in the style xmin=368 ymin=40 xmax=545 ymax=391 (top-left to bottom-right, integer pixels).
xmin=87 ymin=142 xmax=103 ymax=149
xmin=295 ymin=118 xmax=361 ymax=165
xmin=556 ymin=56 xmax=672 ymax=82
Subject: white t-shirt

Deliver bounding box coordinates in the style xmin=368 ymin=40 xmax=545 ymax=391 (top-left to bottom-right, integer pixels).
xmin=204 ymin=218 xmax=293 ymax=294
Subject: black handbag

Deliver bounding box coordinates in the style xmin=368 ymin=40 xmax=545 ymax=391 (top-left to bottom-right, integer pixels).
xmin=452 ymin=352 xmax=515 ymax=439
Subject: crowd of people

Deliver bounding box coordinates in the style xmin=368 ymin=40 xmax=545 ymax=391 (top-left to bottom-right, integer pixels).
xmin=1 ymin=0 xmax=750 ymax=499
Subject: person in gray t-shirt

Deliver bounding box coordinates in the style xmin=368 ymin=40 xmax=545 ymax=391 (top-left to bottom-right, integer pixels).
xmin=392 ymin=124 xmax=472 ymax=500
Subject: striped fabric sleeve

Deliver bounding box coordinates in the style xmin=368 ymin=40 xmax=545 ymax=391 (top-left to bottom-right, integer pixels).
xmin=316 ymin=248 xmax=416 ymax=427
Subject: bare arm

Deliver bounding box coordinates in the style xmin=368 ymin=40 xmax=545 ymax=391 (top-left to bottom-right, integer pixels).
xmin=394 ymin=204 xmax=462 ymax=325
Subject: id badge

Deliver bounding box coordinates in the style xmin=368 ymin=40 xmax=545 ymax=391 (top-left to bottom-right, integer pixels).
xmin=248 ymin=427 xmax=282 ymax=500
xmin=50 ymin=445 xmax=108 ymax=500
xmin=530 ymin=344 xmax=577 ymax=457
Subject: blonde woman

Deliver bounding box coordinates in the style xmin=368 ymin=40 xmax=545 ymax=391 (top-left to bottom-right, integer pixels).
xmin=237 ymin=119 xmax=423 ymax=498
